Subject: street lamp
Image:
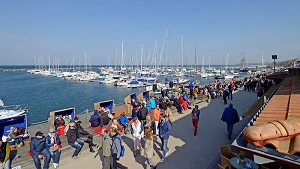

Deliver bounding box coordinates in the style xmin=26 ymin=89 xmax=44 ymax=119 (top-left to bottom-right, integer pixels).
xmin=272 ymin=55 xmax=277 ymax=73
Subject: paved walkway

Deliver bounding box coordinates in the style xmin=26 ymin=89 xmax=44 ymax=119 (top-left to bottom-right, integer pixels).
xmin=57 ymin=89 xmax=257 ymax=169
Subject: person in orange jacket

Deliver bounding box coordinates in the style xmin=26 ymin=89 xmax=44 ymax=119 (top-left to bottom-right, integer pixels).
xmin=153 ymin=105 xmax=160 ymax=135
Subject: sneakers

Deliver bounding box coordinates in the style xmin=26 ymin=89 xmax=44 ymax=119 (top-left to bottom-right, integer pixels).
xmin=134 ymin=151 xmax=137 ymax=157
xmin=53 ymin=163 xmax=59 ymax=168
xmin=160 ymin=158 xmax=165 ymax=163
xmin=90 ymin=149 xmax=95 ymax=153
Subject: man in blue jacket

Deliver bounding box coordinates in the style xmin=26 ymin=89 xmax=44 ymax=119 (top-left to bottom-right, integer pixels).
xmin=30 ymin=131 xmax=51 ymax=169
xmin=89 ymin=110 xmax=100 ymax=127
xmin=221 ymin=103 xmax=239 ymax=140
xmin=159 ymin=115 xmax=171 ymax=162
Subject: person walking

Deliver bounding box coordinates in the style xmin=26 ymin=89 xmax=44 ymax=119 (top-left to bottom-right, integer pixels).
xmin=45 ymin=130 xmax=61 ymax=168
xmin=110 ymin=128 xmax=127 ymax=169
xmin=153 ymin=105 xmax=160 ymax=135
xmin=98 ymin=129 xmax=112 ymax=169
xmin=228 ymin=84 xmax=233 ymax=100
xmin=30 ymin=131 xmax=51 ymax=169
xmin=66 ymin=122 xmax=85 ymax=159
xmin=131 ymin=117 xmax=143 ymax=157
xmin=221 ymin=103 xmax=239 ymax=140
xmin=0 ymin=138 xmax=11 ymax=169
xmin=189 ymin=82 xmax=194 ymax=99
xmin=144 ymin=114 xmax=156 ymax=134
xmin=159 ymin=115 xmax=171 ymax=163
xmin=144 ymin=127 xmax=157 ymax=169
xmin=222 ymin=89 xmax=228 ymax=104
xmin=190 ymin=105 xmax=200 ymax=136
xmin=138 ymin=102 xmax=148 ymax=128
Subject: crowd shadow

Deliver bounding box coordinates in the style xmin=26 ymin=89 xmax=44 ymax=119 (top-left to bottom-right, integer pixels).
xmin=118 ymin=89 xmax=256 ymax=169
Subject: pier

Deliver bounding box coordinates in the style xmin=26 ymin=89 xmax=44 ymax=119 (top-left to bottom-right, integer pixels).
xmin=10 ymin=88 xmax=258 ymax=169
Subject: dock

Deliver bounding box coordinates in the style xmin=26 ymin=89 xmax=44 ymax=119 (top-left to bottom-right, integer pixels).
xmin=10 ymin=92 xmax=211 ymax=169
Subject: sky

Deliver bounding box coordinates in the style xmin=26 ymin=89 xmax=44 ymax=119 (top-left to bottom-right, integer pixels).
xmin=0 ymin=0 xmax=299 ymax=66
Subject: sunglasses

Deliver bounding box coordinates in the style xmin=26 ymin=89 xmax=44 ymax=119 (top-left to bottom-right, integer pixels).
xmin=70 ymin=126 xmax=75 ymax=128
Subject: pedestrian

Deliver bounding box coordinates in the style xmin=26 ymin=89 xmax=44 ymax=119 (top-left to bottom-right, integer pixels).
xmin=110 ymin=128 xmax=127 ymax=169
xmin=228 ymin=84 xmax=233 ymax=100
xmin=138 ymin=102 xmax=148 ymax=128
xmin=222 ymin=89 xmax=228 ymax=104
xmin=131 ymin=117 xmax=143 ymax=157
xmin=98 ymin=129 xmax=112 ymax=169
xmin=30 ymin=131 xmax=51 ymax=169
xmin=0 ymin=138 xmax=11 ymax=169
xmin=66 ymin=122 xmax=85 ymax=159
xmin=144 ymin=127 xmax=157 ymax=169
xmin=76 ymin=121 xmax=96 ymax=153
xmin=190 ymin=105 xmax=200 ymax=136
xmin=153 ymin=105 xmax=160 ymax=135
xmin=159 ymin=115 xmax=171 ymax=162
xmin=144 ymin=114 xmax=156 ymax=134
xmin=45 ymin=130 xmax=61 ymax=168
xmin=189 ymin=82 xmax=194 ymax=99
xmin=221 ymin=103 xmax=239 ymax=140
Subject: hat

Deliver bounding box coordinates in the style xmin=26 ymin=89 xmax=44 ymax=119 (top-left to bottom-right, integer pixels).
xmin=108 ymin=113 xmax=114 ymax=119
xmin=49 ymin=130 xmax=56 ymax=133
xmin=35 ymin=131 xmax=44 ymax=136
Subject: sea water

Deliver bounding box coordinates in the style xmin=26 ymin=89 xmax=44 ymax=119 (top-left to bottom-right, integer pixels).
xmin=0 ymin=71 xmax=239 ymax=124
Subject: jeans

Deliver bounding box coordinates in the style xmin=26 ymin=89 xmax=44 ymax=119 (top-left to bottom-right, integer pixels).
xmin=160 ymin=138 xmax=169 ymax=159
xmin=48 ymin=148 xmax=61 ymax=163
xmin=154 ymin=121 xmax=159 ymax=135
xmin=103 ymin=156 xmax=110 ymax=169
xmin=223 ymin=96 xmax=227 ymax=104
xmin=229 ymin=90 xmax=233 ymax=100
xmin=32 ymin=148 xmax=51 ymax=169
xmin=192 ymin=119 xmax=199 ymax=135
xmin=69 ymin=139 xmax=84 ymax=157
xmin=133 ymin=136 xmax=142 ymax=151
xmin=111 ymin=154 xmax=126 ymax=169
xmin=227 ymin=124 xmax=234 ymax=139
xmin=0 ymin=159 xmax=11 ymax=169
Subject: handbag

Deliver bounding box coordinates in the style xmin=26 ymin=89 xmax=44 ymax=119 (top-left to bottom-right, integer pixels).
xmin=51 ymin=144 xmax=59 ymax=152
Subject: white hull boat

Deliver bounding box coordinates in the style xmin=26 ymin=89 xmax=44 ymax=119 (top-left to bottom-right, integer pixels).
xmin=0 ymin=100 xmax=27 ymax=120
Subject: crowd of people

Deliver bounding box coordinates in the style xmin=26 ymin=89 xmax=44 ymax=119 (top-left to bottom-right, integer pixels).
xmin=0 ymin=74 xmax=276 ymax=169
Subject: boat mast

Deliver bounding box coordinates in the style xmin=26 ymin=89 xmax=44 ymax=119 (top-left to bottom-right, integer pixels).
xmin=181 ymin=36 xmax=184 ymax=71
xmin=226 ymin=53 xmax=229 ymax=72
xmin=141 ymin=44 xmax=143 ymax=75
xmin=35 ymin=54 xmax=37 ymax=70
xmin=202 ymin=56 xmax=204 ymax=72
xmin=261 ymin=51 xmax=264 ymax=71
xmin=194 ymin=47 xmax=197 ymax=71
xmin=114 ymin=47 xmax=117 ymax=71
xmin=85 ymin=52 xmax=87 ymax=72
xmin=48 ymin=54 xmax=50 ymax=71
xmin=165 ymin=25 xmax=169 ymax=68
xmin=121 ymin=42 xmax=124 ymax=70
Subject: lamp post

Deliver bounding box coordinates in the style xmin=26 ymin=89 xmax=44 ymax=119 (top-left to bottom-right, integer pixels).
xmin=272 ymin=55 xmax=277 ymax=73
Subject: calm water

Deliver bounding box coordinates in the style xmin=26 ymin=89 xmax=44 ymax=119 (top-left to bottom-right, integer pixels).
xmin=0 ymin=71 xmax=240 ymax=124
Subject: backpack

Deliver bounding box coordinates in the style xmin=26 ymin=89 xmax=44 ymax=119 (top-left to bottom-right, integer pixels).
xmin=115 ymin=136 xmax=125 ymax=157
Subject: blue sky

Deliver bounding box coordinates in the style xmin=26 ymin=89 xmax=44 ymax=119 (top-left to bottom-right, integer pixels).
xmin=0 ymin=0 xmax=299 ymax=65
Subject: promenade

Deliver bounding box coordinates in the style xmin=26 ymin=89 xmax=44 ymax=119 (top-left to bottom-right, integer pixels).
xmin=56 ymin=89 xmax=257 ymax=169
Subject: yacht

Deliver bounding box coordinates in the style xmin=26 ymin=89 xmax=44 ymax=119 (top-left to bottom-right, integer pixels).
xmin=0 ymin=99 xmax=28 ymax=120
xmin=127 ymin=80 xmax=143 ymax=88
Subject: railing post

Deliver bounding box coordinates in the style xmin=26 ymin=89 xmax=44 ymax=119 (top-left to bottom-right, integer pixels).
xmin=85 ymin=109 xmax=89 ymax=123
